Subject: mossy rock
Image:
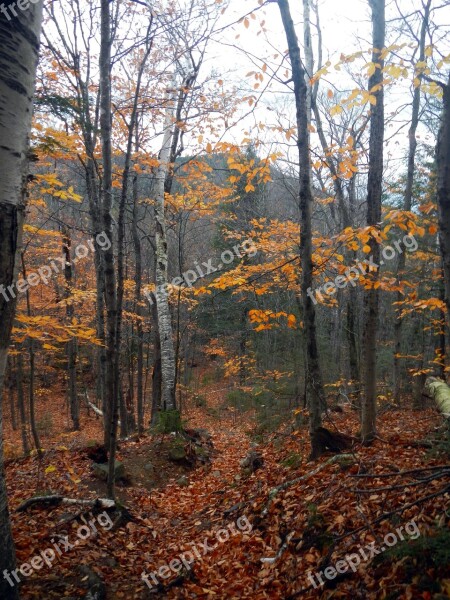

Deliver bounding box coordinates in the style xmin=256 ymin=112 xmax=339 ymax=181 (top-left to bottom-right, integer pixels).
xmin=93 ymin=460 xmax=124 ymax=481
xmin=168 ymin=441 xmax=187 ymax=463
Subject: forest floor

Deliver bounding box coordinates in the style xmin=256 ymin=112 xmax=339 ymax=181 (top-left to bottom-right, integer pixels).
xmin=3 ymin=377 xmax=450 ymax=600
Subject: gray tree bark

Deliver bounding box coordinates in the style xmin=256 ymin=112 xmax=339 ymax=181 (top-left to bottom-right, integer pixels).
xmin=361 ymin=0 xmax=385 ymax=443
xmin=436 ymin=74 xmax=450 ymax=329
xmin=393 ymin=0 xmax=431 ymax=403
xmin=62 ymin=228 xmax=79 ymax=430
xmin=278 ymin=0 xmax=326 ymax=456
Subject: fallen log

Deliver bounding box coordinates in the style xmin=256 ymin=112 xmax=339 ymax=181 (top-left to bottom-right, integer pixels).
xmin=424 ymin=377 xmax=450 ymax=418
xmin=17 ymin=495 xmax=116 ymax=512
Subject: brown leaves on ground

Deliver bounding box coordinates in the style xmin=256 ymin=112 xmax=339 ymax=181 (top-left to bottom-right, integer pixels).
xmin=4 ymin=387 xmax=450 ymax=599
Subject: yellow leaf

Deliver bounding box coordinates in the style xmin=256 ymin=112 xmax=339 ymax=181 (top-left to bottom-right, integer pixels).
xmin=330 ymin=105 xmax=343 ymax=116
xmin=45 ymin=465 xmax=57 ymax=474
xmin=366 ymin=62 xmax=376 ymax=76
xmin=368 ymin=95 xmax=377 ymax=105
xmin=363 ymin=244 xmax=371 ymax=253
xmin=206 ymin=142 xmax=213 ymax=153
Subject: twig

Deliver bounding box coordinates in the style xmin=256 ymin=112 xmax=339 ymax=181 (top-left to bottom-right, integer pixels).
xmin=350 ymin=469 xmax=449 ymax=494
xmin=260 ymin=454 xmax=355 ymax=518
xmin=349 ymin=464 xmax=448 ymax=478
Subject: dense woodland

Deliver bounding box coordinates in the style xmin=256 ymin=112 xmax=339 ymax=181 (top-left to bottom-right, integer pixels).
xmin=0 ymin=0 xmax=450 ymax=598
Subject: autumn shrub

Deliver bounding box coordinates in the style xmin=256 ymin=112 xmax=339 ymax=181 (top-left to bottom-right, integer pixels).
xmin=153 ymin=410 xmax=183 ymax=434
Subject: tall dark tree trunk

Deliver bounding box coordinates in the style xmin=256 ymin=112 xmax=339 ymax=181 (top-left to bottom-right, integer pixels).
xmin=17 ymin=352 xmax=29 ymax=456
xmin=393 ymin=0 xmax=431 ymax=403
xmin=436 ymin=74 xmax=450 ymax=332
xmin=62 ymin=228 xmax=79 ymax=430
xmin=7 ymin=361 xmax=17 ymax=431
xmin=361 ymin=0 xmax=385 ymax=443
xmin=278 ymin=0 xmax=326 ymax=456
xmin=116 ymin=27 xmax=152 ymax=439
xmin=436 ymin=265 xmax=446 ymax=378
xmin=21 ymin=255 xmax=42 ymax=458
xmin=99 ymin=0 xmax=119 ymax=498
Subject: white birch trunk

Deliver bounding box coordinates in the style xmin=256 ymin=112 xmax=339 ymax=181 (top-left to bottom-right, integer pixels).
xmin=154 ymin=82 xmax=177 ymax=411
xmin=0 ymin=4 xmax=43 ymax=598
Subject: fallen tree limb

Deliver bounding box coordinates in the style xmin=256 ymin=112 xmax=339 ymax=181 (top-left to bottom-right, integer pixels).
xmin=86 ymin=402 xmax=122 ymax=428
xmin=261 ymin=531 xmax=295 ymax=564
xmin=83 ymin=389 xmax=121 ymax=427
xmin=17 ymin=495 xmax=116 ymax=512
xmin=349 ymin=464 xmax=448 ymax=478
xmin=260 ymin=454 xmax=355 ymax=518
xmin=424 ymin=377 xmax=450 ymax=418
xmin=350 ymin=468 xmax=450 ymax=494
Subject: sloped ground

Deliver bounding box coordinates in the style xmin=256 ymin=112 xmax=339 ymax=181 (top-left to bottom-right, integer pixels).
xmin=4 ymin=384 xmax=450 ymax=599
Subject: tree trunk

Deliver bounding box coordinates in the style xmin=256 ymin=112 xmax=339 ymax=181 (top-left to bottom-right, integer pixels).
xmin=437 ymin=74 xmax=450 ymax=328
xmin=62 ymin=228 xmax=79 ymax=430
xmin=17 ymin=352 xmax=29 ymax=456
xmin=7 ymin=361 xmax=17 ymax=431
xmin=278 ymin=0 xmax=326 ymax=456
xmin=151 ymin=302 xmax=162 ymax=423
xmin=116 ymin=32 xmax=152 ymax=438
xmin=154 ymin=84 xmax=177 ymax=412
xmin=393 ymin=0 xmax=431 ymax=403
xmin=132 ymin=162 xmax=145 ymax=434
xmin=21 ymin=254 xmax=42 ymax=457
xmin=436 ymin=264 xmax=447 ymax=378
xmin=0 ymin=3 xmax=43 ymax=598
xmin=99 ymin=0 xmax=119 ymax=499
xmin=361 ymin=0 xmax=385 ymax=444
